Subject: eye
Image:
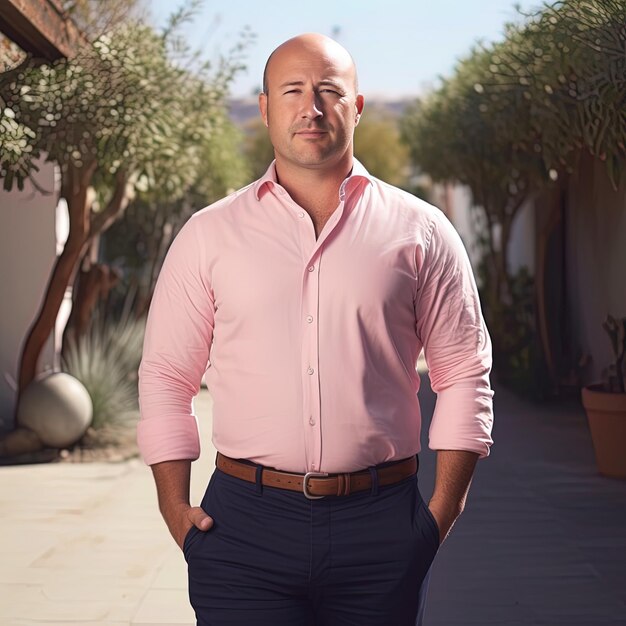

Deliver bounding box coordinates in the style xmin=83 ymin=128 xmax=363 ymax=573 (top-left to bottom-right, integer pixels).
xmin=283 ymin=89 xmax=301 ymax=95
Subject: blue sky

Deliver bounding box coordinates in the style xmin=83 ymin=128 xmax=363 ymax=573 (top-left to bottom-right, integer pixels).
xmin=149 ymin=0 xmax=543 ymax=99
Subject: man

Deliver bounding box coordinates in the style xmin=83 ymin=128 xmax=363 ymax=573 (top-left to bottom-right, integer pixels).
xmin=137 ymin=33 xmax=494 ymax=626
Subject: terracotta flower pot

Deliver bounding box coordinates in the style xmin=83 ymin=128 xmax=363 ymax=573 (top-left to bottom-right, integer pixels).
xmin=581 ymin=384 xmax=626 ymax=479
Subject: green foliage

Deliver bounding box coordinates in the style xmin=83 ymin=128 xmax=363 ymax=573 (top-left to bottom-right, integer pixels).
xmin=354 ymin=109 xmax=411 ymax=188
xmin=400 ymin=40 xmax=548 ymax=221
xmin=0 ymin=5 xmax=253 ymax=201
xmin=193 ymin=117 xmax=251 ymax=201
xmin=242 ymin=117 xmax=275 ymax=182
xmin=400 ymin=0 xmax=625 ymax=395
xmin=101 ymin=114 xmax=250 ymax=314
xmin=489 ymin=0 xmax=626 ymax=188
xmin=479 ymin=263 xmax=552 ymax=399
xmin=401 ymin=0 xmax=626 ymax=213
xmin=62 ymin=309 xmax=146 ymax=429
xmin=241 ymin=107 xmax=413 ymax=189
xmin=1 ymin=0 xmax=253 ymax=352
xmin=0 ymin=111 xmax=38 ymax=190
xmin=401 ymin=0 xmax=625 ymax=204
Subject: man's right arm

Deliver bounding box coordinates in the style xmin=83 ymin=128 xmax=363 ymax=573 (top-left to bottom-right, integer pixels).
xmin=137 ymin=216 xmax=217 ymax=549
xmin=151 ymin=460 xmax=213 ymax=549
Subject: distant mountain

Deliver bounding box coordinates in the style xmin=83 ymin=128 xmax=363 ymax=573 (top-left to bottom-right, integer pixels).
xmin=227 ymin=97 xmax=414 ymax=127
xmin=228 ymin=98 xmax=261 ymax=126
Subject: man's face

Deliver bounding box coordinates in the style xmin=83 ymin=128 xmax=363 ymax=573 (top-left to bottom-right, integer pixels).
xmin=259 ymin=39 xmax=364 ymax=172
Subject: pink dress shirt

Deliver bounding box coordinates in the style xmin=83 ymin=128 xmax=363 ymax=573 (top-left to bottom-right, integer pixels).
xmin=137 ymin=159 xmax=494 ymax=473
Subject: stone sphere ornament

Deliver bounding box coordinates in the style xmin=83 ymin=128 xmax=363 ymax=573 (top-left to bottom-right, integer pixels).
xmin=17 ymin=372 xmax=93 ymax=448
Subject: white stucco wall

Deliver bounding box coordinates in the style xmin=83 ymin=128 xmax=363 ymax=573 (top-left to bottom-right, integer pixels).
xmin=508 ymin=199 xmax=535 ymax=276
xmin=0 ymin=157 xmax=70 ymax=432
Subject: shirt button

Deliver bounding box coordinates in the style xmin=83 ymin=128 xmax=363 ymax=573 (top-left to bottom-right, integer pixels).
xmin=309 ymin=417 xmax=316 ymax=426
xmin=311 ymin=464 xmax=317 ymax=470
xmin=307 ymin=367 xmax=314 ymax=375
xmin=299 ymin=212 xmax=305 ymax=218
xmin=307 ymin=265 xmax=315 ymax=272
xmin=306 ymin=315 xmax=313 ymax=323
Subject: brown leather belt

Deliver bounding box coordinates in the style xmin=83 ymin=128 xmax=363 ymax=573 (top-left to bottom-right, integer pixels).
xmin=216 ymin=452 xmax=418 ymax=499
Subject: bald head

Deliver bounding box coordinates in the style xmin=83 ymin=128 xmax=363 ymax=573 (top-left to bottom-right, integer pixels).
xmin=262 ymin=33 xmax=359 ymax=95
xmin=258 ymin=32 xmax=364 ymax=175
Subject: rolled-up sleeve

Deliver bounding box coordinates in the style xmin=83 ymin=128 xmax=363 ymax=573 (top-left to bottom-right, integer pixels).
xmin=415 ymin=210 xmax=494 ymax=458
xmin=137 ymin=215 xmax=215 ymax=465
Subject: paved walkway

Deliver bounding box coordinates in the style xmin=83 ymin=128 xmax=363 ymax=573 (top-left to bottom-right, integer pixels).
xmin=419 ymin=379 xmax=626 ymax=626
xmin=1 ymin=379 xmax=625 ymax=625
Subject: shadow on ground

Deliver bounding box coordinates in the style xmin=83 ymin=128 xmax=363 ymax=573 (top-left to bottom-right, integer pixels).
xmin=417 ymin=374 xmax=626 ymax=626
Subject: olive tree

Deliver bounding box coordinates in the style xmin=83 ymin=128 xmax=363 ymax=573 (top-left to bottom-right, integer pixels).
xmin=0 ymin=10 xmax=250 ymax=406
xmin=101 ymin=112 xmax=250 ymax=321
xmin=400 ymin=0 xmax=625 ymax=393
xmin=402 ymin=0 xmax=625 ymax=302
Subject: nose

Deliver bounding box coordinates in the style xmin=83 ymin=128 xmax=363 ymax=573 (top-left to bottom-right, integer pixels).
xmin=300 ymin=90 xmax=323 ymax=120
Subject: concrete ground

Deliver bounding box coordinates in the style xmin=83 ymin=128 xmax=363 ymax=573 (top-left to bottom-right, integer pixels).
xmin=1 ymin=377 xmax=625 ymax=626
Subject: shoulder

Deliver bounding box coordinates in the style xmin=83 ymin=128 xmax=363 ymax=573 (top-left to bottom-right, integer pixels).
xmin=372 ymin=176 xmax=438 ymax=213
xmin=186 ymin=180 xmax=258 ymax=229
xmin=368 ymin=176 xmax=447 ymax=239
xmin=166 ymin=181 xmax=258 ymax=261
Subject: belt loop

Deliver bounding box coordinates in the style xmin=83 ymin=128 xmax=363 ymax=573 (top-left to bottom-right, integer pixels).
xmin=254 ymin=464 xmax=264 ymax=496
xmin=368 ymin=466 xmax=379 ymax=497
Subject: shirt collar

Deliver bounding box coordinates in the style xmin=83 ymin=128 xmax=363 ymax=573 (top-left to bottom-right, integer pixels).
xmin=253 ymin=158 xmax=373 ymax=201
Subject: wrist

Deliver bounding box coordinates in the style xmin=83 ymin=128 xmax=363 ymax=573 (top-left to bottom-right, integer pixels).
xmin=428 ymin=496 xmax=462 ymax=519
xmin=161 ymin=501 xmax=191 ymax=528
xmin=428 ymin=498 xmax=462 ymax=541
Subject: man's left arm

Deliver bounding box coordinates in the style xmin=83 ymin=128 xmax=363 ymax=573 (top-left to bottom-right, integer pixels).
xmin=414 ymin=209 xmax=495 ymax=544
xmin=428 ymin=450 xmax=479 ymax=544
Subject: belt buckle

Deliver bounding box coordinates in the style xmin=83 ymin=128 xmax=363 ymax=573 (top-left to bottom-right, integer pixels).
xmin=303 ymin=471 xmax=329 ymax=499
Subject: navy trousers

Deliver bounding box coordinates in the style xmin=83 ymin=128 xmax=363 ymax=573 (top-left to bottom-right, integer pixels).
xmin=183 ymin=455 xmax=440 ymax=625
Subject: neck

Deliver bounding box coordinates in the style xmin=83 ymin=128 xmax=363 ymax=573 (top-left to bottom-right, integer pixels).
xmin=274 ymin=154 xmax=354 ymax=209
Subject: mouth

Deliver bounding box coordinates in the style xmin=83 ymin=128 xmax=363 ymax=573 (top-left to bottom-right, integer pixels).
xmin=294 ymin=129 xmax=328 ymax=139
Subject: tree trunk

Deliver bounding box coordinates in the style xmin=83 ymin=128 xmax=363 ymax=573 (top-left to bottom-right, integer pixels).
xmin=16 ymin=160 xmax=96 ymax=412
xmin=498 ymin=215 xmax=513 ymax=304
xmin=16 ymin=163 xmax=132 ymax=419
xmin=135 ymin=209 xmax=177 ymax=318
xmin=62 ymin=260 xmax=121 ymax=354
xmin=148 ymin=215 xmax=174 ymax=294
xmin=481 ymin=205 xmax=502 ymax=309
xmin=89 ymin=168 xmax=130 ymax=236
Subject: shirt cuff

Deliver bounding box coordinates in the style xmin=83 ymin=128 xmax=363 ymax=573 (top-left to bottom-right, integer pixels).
xmin=136 ymin=414 xmax=201 ymax=465
xmin=428 ymin=386 xmax=494 ymax=458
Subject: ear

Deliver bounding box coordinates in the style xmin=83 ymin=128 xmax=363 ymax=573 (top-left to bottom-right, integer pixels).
xmin=259 ymin=92 xmax=269 ymax=128
xmin=354 ymin=94 xmax=364 ymax=126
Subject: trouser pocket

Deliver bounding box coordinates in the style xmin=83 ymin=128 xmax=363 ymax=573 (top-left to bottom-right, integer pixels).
xmin=413 ymin=485 xmax=441 ymax=559
xmin=420 ymin=500 xmax=441 ymax=549
xmin=182 ymin=524 xmax=201 ymax=561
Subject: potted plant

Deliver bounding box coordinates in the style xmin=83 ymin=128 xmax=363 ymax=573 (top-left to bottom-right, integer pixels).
xmin=581 ymin=315 xmax=626 ymax=479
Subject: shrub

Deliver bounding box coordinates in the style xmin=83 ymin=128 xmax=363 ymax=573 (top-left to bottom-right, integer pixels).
xmin=62 ymin=311 xmax=145 ymax=429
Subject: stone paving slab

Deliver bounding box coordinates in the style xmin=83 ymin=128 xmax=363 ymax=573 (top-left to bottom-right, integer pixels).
xmin=0 ymin=393 xmax=216 ymax=626
xmin=1 ymin=379 xmax=625 ymax=625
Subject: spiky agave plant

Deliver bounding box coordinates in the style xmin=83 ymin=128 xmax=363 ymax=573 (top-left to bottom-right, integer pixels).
xmin=62 ymin=311 xmax=146 ymax=430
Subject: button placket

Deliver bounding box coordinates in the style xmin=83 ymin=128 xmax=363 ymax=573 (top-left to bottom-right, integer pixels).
xmin=301 ymin=253 xmax=322 ymax=472
xmin=298 ymin=199 xmax=346 ymax=473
